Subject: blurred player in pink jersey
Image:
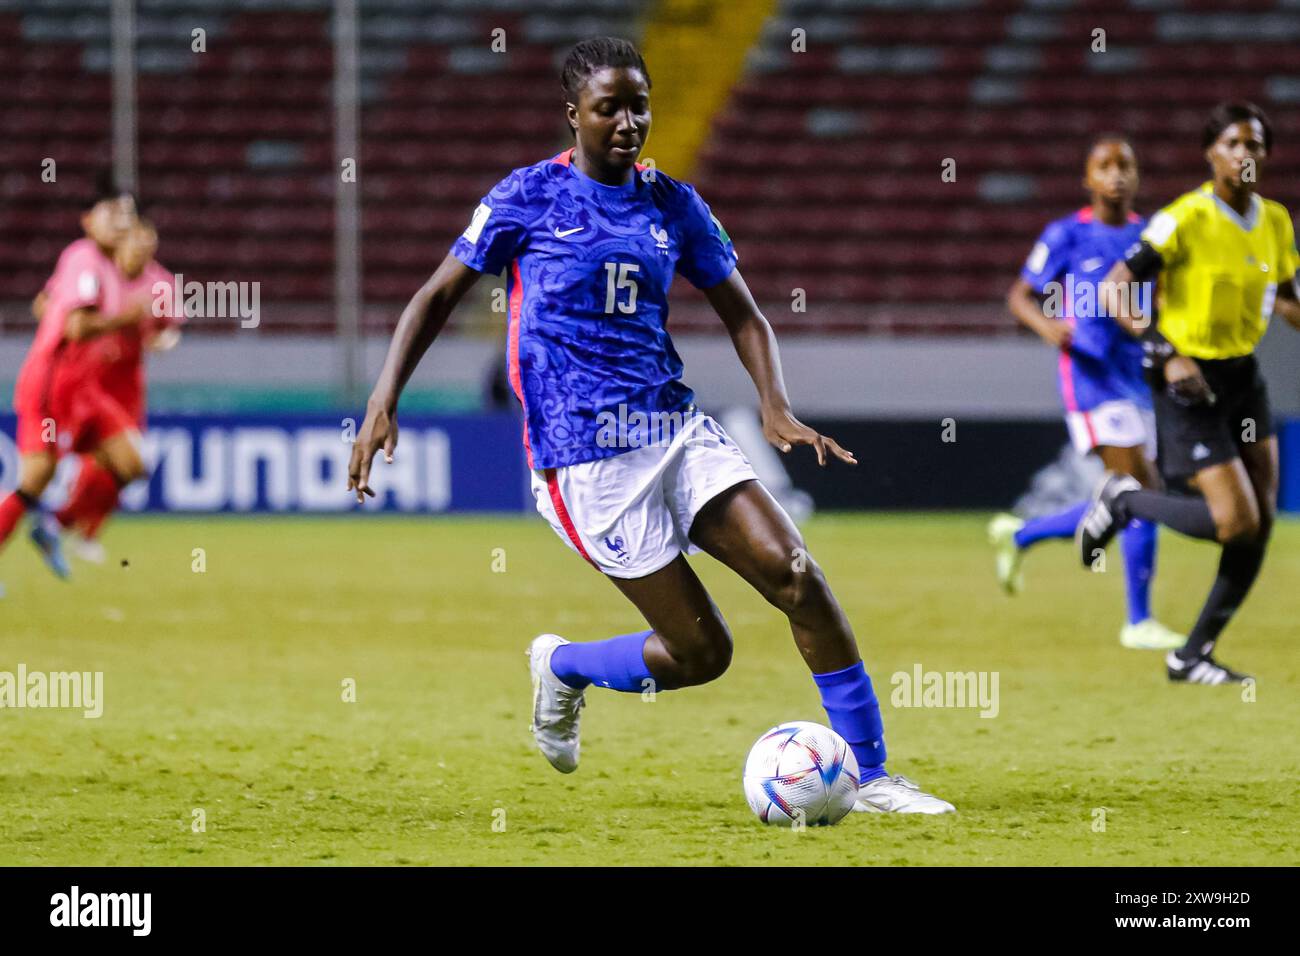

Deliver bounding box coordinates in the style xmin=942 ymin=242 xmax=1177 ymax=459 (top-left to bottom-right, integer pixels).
xmin=1 ymin=179 xmax=150 ymax=581
xmin=53 ymin=218 xmax=182 ymax=561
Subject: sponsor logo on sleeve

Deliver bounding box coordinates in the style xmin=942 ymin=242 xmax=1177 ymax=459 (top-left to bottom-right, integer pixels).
xmin=1144 ymin=211 xmax=1177 ymax=246
xmin=462 ymin=202 xmax=492 ymax=245
xmin=77 ymin=270 xmax=100 ymax=300
xmin=710 ymin=213 xmax=731 ymax=246
xmin=1026 ymin=242 xmax=1049 ymax=274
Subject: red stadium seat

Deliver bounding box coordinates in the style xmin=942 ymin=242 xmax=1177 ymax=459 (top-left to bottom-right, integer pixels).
xmin=7 ymin=0 xmax=1300 ymax=336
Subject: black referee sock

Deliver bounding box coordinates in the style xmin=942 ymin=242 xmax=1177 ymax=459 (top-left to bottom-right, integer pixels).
xmin=1117 ymin=489 xmax=1218 ymax=541
xmin=1180 ymin=538 xmax=1268 ymax=661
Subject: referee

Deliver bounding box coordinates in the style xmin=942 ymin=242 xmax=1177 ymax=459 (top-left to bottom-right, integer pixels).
xmin=1081 ymin=102 xmax=1300 ymax=684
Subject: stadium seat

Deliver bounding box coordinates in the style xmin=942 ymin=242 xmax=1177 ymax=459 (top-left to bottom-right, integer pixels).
xmin=5 ymin=0 xmax=1299 ymax=334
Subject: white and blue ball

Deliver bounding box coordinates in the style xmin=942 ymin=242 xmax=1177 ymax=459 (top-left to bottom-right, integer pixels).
xmin=743 ymin=721 xmax=860 ymax=826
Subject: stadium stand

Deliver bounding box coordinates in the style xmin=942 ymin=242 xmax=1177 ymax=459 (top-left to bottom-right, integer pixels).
xmin=2 ymin=0 xmax=1298 ymax=335
xmin=687 ymin=0 xmax=1300 ymax=331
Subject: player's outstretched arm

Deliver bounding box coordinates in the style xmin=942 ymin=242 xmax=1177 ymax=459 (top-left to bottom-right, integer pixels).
xmin=348 ymin=253 xmax=482 ymax=501
xmin=1006 ymin=276 xmax=1071 ymax=349
xmin=702 ymin=268 xmax=856 ymax=467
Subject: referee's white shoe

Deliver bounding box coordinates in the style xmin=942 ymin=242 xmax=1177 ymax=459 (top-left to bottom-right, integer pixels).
xmin=1166 ymin=652 xmax=1253 ymax=685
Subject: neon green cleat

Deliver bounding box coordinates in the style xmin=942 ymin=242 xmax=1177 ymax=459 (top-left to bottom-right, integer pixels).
xmin=987 ymin=513 xmax=1025 ymax=595
xmin=1120 ymin=618 xmax=1186 ymax=650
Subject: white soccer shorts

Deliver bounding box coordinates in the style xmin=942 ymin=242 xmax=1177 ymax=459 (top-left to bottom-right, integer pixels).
xmin=1066 ymin=399 xmax=1156 ymax=458
xmin=531 ymin=413 xmax=761 ymax=579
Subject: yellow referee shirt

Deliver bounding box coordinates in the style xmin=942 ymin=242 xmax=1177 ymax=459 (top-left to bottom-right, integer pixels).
xmin=1141 ymin=182 xmax=1299 ymax=359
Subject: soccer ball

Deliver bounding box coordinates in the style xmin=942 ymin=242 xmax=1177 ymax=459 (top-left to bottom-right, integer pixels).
xmin=742 ymin=721 xmax=860 ymax=826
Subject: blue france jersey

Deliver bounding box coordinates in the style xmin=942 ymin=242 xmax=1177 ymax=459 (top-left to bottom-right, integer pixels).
xmin=451 ymin=149 xmax=737 ymax=469
xmin=1020 ymin=207 xmax=1152 ymax=410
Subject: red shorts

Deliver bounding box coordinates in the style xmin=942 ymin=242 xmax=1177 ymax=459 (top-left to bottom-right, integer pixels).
xmin=14 ymin=364 xmax=62 ymax=454
xmin=15 ymin=407 xmax=59 ymax=454
xmin=39 ymin=369 xmax=139 ymax=456
xmin=102 ymin=369 xmax=145 ymax=428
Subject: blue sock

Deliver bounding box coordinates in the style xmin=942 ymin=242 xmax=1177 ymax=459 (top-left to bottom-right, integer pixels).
xmin=1013 ymin=501 xmax=1088 ymax=549
xmin=550 ymin=630 xmax=655 ymax=692
xmin=813 ymin=662 xmax=888 ymax=785
xmin=1120 ymin=518 xmax=1156 ymax=625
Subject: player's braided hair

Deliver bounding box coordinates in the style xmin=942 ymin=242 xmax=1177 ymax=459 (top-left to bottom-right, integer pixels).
xmin=560 ymin=36 xmax=651 ymax=106
xmin=1203 ymin=101 xmax=1273 ymax=153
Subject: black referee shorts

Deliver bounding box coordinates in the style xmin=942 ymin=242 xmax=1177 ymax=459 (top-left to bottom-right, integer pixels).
xmin=1153 ymin=353 xmax=1274 ymax=486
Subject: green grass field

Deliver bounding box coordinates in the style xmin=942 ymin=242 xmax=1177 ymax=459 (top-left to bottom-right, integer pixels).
xmin=1 ymin=513 xmax=1296 ymax=866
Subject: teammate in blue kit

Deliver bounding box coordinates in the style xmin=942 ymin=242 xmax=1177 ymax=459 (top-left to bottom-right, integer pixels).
xmin=990 ymin=134 xmax=1183 ymax=650
xmin=348 ymin=37 xmax=953 ymax=813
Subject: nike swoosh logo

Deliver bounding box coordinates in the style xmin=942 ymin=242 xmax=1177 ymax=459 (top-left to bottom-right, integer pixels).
xmin=554 ymin=226 xmax=584 ymax=238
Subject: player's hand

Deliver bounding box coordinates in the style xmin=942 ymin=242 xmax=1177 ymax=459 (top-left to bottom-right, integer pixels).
xmin=1039 ymin=320 xmax=1073 ymax=351
xmin=347 ymin=403 xmax=398 ymax=503
xmin=761 ymin=406 xmax=857 ymax=466
xmin=148 ymin=327 xmax=182 ymax=352
xmin=1164 ymin=355 xmax=1216 ymax=407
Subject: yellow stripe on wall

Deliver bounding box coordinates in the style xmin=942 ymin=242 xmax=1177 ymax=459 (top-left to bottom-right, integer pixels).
xmin=638 ymin=0 xmax=778 ymax=180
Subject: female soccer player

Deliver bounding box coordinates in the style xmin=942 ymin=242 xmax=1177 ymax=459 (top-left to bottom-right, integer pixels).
xmin=991 ymin=135 xmax=1182 ymax=651
xmin=1083 ymin=102 xmax=1300 ymax=684
xmin=0 ymin=180 xmax=150 ymax=580
xmin=55 ymin=218 xmax=181 ymax=562
xmin=348 ymin=37 xmax=953 ymax=813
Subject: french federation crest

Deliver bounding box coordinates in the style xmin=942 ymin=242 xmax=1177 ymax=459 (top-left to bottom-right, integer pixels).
xmin=603 ymin=535 xmax=631 ymax=565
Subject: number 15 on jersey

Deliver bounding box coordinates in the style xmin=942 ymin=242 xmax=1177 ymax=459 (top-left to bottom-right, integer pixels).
xmin=604 ymin=262 xmax=640 ymax=314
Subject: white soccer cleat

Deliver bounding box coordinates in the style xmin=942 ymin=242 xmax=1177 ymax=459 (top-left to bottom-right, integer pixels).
xmin=527 ymin=633 xmax=585 ymax=774
xmin=1120 ymin=618 xmax=1185 ymax=650
xmin=853 ymin=774 xmax=956 ymax=814
xmin=987 ymin=513 xmax=1025 ymax=595
xmin=70 ymin=536 xmax=107 ymax=565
